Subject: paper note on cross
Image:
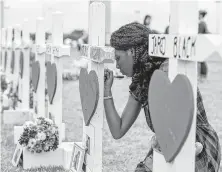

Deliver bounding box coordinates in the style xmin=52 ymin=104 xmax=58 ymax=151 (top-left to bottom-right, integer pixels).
xmin=148 ymin=1 xmax=221 ymax=172
xmin=46 ymin=11 xmax=70 ymax=144
xmin=79 ymin=2 xmax=115 ymax=172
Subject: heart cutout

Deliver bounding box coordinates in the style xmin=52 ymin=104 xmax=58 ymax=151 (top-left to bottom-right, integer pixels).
xmin=79 ymin=68 xmax=99 ymax=126
xmin=19 ymin=52 xmax=24 ymax=78
xmin=31 ymin=61 xmax=40 ymax=93
xmin=4 ymin=52 xmax=7 ymax=72
xmin=11 ymin=51 xmax=15 ymax=74
xmin=46 ymin=62 xmax=57 ymax=104
xmin=148 ymin=70 xmax=194 ymax=162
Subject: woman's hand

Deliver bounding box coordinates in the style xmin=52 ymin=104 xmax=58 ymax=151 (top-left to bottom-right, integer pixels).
xmin=195 ymin=142 xmax=203 ymax=156
xmin=104 ymin=68 xmax=114 ymax=95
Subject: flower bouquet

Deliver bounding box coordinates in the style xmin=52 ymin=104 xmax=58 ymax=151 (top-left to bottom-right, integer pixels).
xmin=18 ymin=117 xmax=59 ymax=154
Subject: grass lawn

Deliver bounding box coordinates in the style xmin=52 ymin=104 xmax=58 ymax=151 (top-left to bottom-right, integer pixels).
xmin=1 ymin=49 xmax=222 ymax=172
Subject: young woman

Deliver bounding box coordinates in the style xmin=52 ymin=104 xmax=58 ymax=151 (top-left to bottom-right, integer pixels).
xmin=104 ymin=22 xmax=221 ymax=172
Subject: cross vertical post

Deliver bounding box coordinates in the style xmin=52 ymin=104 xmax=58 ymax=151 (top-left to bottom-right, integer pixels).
xmin=20 ymin=19 xmax=31 ymax=109
xmin=1 ymin=28 xmax=6 ymax=72
xmin=47 ymin=11 xmax=70 ymax=144
xmin=147 ymin=1 xmax=216 ymax=172
xmin=35 ymin=17 xmax=46 ymax=117
xmin=14 ymin=24 xmax=22 ymax=107
xmin=6 ymin=27 xmax=12 ymax=82
xmin=80 ymin=2 xmax=115 ymax=172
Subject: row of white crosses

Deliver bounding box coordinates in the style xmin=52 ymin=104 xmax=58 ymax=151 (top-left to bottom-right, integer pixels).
xmin=149 ymin=1 xmax=222 ymax=172
xmin=80 ymin=1 xmax=114 ymax=172
xmin=3 ymin=12 xmax=64 ymax=138
xmin=1 ymin=10 xmax=71 ymax=169
xmin=22 ymin=11 xmax=71 ymax=169
xmin=3 ymin=21 xmax=33 ymax=125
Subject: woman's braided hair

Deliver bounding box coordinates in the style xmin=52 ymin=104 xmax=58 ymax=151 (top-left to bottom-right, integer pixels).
xmin=110 ymin=22 xmax=166 ymax=106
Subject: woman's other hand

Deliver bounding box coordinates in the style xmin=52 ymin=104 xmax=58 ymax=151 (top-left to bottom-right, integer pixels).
xmin=195 ymin=142 xmax=203 ymax=156
xmin=104 ymin=68 xmax=114 ymax=94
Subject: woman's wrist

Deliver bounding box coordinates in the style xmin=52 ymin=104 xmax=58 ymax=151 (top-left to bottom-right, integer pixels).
xmin=104 ymin=89 xmax=112 ymax=97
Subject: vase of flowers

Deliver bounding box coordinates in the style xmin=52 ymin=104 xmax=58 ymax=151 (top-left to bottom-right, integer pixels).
xmin=18 ymin=117 xmax=59 ymax=154
xmin=18 ymin=117 xmax=66 ymax=169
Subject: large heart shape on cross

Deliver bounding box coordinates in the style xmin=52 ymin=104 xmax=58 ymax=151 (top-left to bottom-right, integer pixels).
xmin=11 ymin=51 xmax=15 ymax=74
xmin=46 ymin=62 xmax=57 ymax=104
xmin=79 ymin=68 xmax=99 ymax=126
xmin=148 ymin=70 xmax=194 ymax=162
xmin=31 ymin=61 xmax=40 ymax=93
xmin=19 ymin=51 xmax=24 ymax=79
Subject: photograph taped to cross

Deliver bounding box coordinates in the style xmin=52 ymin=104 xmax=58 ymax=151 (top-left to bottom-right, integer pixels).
xmin=82 ymin=124 xmax=95 ymax=172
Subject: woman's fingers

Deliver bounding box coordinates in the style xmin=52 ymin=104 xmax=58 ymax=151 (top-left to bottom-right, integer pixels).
xmin=195 ymin=142 xmax=203 ymax=156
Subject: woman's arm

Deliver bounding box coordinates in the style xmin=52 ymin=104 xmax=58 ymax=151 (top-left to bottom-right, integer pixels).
xmin=104 ymin=90 xmax=142 ymax=139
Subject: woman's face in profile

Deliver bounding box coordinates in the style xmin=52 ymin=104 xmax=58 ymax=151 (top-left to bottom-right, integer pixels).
xmin=115 ymin=49 xmax=134 ymax=77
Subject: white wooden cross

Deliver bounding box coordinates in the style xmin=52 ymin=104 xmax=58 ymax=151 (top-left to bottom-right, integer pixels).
xmin=80 ymin=2 xmax=115 ymax=172
xmin=1 ymin=28 xmax=6 ymax=72
xmin=46 ymin=11 xmax=70 ymax=144
xmin=34 ymin=17 xmax=46 ymax=118
xmin=3 ymin=20 xmax=33 ymax=126
xmin=3 ymin=20 xmax=33 ymax=143
xmin=21 ymin=12 xmax=72 ymax=170
xmin=20 ymin=19 xmax=31 ymax=110
xmin=6 ymin=27 xmax=13 ymax=83
xmin=13 ymin=24 xmax=22 ymax=108
xmin=148 ymin=1 xmax=221 ymax=172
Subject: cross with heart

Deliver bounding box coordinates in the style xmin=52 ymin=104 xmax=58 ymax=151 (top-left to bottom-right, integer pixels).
xmin=79 ymin=44 xmax=114 ymax=126
xmin=6 ymin=27 xmax=13 ymax=77
xmin=78 ymin=3 xmax=115 ymax=172
xmin=1 ymin=28 xmax=7 ymax=72
xmin=147 ymin=2 xmax=222 ymax=171
xmin=148 ymin=70 xmax=194 ymax=162
xmin=44 ymin=11 xmax=71 ymax=145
